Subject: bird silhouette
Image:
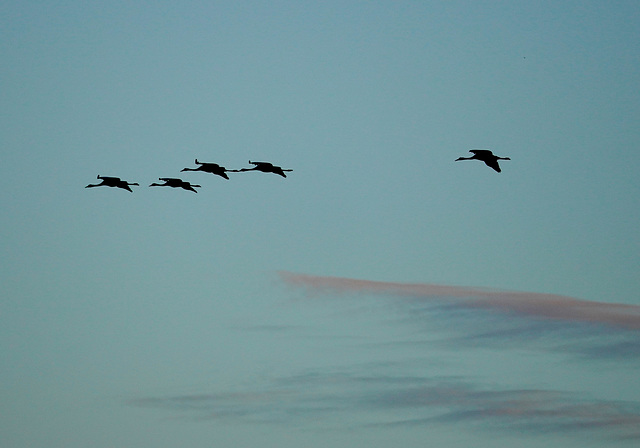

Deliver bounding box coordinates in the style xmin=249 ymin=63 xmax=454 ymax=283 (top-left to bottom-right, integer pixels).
xmin=181 ymin=159 xmax=232 ymax=180
xmin=455 ymin=149 xmax=510 ymax=173
xmin=85 ymin=175 xmax=139 ymax=192
xmin=149 ymin=177 xmax=201 ymax=193
xmin=234 ymin=160 xmax=293 ymax=178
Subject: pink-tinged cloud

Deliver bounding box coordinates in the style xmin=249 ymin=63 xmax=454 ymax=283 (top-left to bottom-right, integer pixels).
xmin=129 ymin=372 xmax=640 ymax=440
xmin=279 ymin=272 xmax=640 ymax=331
xmin=369 ymin=383 xmax=640 ymax=439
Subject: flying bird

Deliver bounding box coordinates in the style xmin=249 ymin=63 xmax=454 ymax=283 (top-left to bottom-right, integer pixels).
xmin=149 ymin=177 xmax=201 ymax=193
xmin=85 ymin=175 xmax=139 ymax=192
xmin=234 ymin=160 xmax=293 ymax=178
xmin=181 ymin=159 xmax=232 ymax=180
xmin=455 ymin=149 xmax=511 ymax=173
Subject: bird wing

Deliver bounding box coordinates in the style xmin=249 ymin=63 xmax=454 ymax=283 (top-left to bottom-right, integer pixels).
xmin=206 ymin=163 xmax=226 ymax=173
xmin=483 ymin=159 xmax=501 ymax=172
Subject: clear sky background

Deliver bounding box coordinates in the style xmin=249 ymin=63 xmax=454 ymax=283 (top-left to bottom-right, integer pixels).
xmin=2 ymin=1 xmax=640 ymax=447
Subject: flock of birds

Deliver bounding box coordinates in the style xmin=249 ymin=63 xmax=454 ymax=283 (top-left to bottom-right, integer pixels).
xmin=86 ymin=150 xmax=510 ymax=193
xmin=85 ymin=160 xmax=294 ymax=193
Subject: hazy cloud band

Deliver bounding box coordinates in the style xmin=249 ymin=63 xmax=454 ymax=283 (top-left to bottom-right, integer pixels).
xmin=279 ymin=272 xmax=640 ymax=331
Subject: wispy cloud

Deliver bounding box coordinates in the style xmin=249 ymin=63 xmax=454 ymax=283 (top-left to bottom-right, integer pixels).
xmin=279 ymin=272 xmax=640 ymax=331
xmin=128 ymin=371 xmax=640 ymax=440
xmin=128 ymin=272 xmax=640 ymax=442
xmin=364 ymin=382 xmax=640 ymax=439
xmin=129 ymin=391 xmax=293 ymax=422
xmin=279 ymin=272 xmax=640 ymax=359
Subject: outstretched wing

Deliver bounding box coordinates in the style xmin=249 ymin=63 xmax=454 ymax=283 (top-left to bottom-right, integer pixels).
xmin=483 ymin=159 xmax=501 ymax=172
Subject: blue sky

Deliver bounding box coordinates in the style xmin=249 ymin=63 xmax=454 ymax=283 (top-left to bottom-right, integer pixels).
xmin=2 ymin=1 xmax=639 ymax=447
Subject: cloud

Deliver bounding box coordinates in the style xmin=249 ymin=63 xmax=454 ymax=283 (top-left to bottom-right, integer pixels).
xmin=364 ymin=382 xmax=640 ymax=439
xmin=278 ymin=272 xmax=640 ymax=331
xmin=128 ymin=371 xmax=640 ymax=440
xmin=278 ymin=272 xmax=640 ymax=359
xmin=129 ymin=391 xmax=292 ymax=421
xmin=127 ymin=272 xmax=640 ymax=442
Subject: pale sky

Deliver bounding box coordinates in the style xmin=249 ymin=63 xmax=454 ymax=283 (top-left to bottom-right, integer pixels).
xmin=2 ymin=1 xmax=639 ymax=447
